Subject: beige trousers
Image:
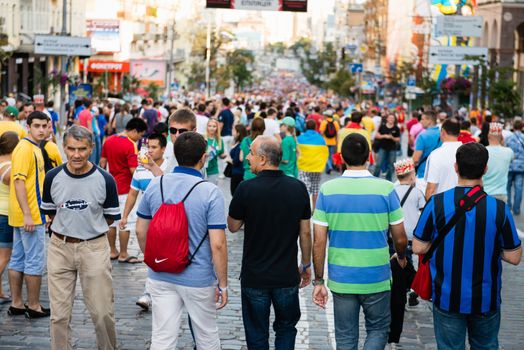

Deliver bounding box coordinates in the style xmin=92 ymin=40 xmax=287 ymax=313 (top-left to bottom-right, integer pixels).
xmin=47 ymin=234 xmax=116 ymax=350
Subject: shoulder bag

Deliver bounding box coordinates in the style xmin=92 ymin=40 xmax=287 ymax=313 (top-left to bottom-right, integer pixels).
xmin=411 ymin=185 xmax=486 ymax=300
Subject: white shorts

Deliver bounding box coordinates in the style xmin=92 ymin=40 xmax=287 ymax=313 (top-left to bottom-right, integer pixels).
xmin=110 ymin=194 xmax=137 ymax=230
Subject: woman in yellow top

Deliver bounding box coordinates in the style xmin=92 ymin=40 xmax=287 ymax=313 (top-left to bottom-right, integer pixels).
xmin=0 ymin=131 xmax=19 ymax=302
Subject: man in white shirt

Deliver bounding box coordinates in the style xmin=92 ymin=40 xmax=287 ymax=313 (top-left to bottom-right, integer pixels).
xmin=195 ymin=103 xmax=209 ymax=135
xmin=263 ymin=108 xmax=280 ymax=139
xmin=424 ymin=118 xmax=462 ymax=199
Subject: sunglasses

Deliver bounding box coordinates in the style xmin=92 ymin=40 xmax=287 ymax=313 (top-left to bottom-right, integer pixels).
xmin=169 ymin=127 xmax=189 ymax=135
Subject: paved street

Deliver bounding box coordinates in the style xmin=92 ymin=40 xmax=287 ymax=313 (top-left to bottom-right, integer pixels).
xmin=1 ymin=175 xmax=523 ymax=349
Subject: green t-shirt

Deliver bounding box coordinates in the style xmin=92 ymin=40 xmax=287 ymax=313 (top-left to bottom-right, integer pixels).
xmin=206 ymin=138 xmax=224 ymax=176
xmin=240 ymin=137 xmax=256 ymax=180
xmin=279 ymin=135 xmax=298 ymax=178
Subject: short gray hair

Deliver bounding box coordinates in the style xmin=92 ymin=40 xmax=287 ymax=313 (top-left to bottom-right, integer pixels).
xmin=63 ymin=125 xmax=94 ymax=146
xmin=255 ymin=135 xmax=282 ymax=166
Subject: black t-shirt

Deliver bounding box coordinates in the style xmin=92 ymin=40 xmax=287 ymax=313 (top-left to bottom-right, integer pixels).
xmin=229 ymin=170 xmax=311 ymax=288
xmin=377 ymin=124 xmax=401 ymax=151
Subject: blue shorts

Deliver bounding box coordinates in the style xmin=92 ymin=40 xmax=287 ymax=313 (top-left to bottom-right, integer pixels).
xmin=8 ymin=225 xmax=46 ymax=275
xmin=0 ymin=215 xmax=13 ymax=248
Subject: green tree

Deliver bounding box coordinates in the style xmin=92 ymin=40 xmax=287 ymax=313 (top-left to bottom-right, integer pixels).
xmin=144 ymin=82 xmax=161 ymax=100
xmin=227 ymin=49 xmax=255 ymax=91
xmin=326 ymin=69 xmax=355 ymax=97
xmin=490 ymin=68 xmax=521 ymax=118
xmin=290 ymin=38 xmax=337 ymax=87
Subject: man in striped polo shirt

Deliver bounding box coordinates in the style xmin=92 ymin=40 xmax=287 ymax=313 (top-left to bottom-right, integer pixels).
xmin=413 ymin=142 xmax=522 ymax=349
xmin=312 ymin=133 xmax=408 ymax=349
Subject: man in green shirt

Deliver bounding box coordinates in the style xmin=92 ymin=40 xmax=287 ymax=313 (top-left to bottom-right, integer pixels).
xmin=312 ymin=133 xmax=407 ymax=349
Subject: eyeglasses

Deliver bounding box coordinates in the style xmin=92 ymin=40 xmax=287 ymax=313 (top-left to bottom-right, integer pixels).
xmin=169 ymin=127 xmax=189 ymax=135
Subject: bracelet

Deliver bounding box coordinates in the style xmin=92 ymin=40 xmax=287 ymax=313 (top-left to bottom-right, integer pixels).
xmin=218 ymin=285 xmax=228 ymax=293
xmin=300 ymin=262 xmax=311 ymax=273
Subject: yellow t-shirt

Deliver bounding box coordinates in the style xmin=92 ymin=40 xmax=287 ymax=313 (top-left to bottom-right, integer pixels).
xmin=0 ymin=121 xmax=27 ymax=139
xmin=319 ymin=118 xmax=341 ymax=146
xmin=0 ymin=161 xmax=11 ymax=216
xmin=361 ymin=116 xmax=375 ymax=134
xmin=9 ymin=138 xmax=45 ymax=227
xmin=44 ymin=141 xmax=63 ymax=169
xmin=337 ymin=127 xmax=372 ymax=153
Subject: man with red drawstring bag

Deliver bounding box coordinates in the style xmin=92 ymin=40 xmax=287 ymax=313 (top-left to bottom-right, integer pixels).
xmin=136 ymin=131 xmax=228 ymax=350
xmin=412 ymin=142 xmax=522 ymax=349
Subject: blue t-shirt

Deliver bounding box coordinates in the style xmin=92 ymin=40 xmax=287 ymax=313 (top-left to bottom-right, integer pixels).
xmin=137 ymin=166 xmax=227 ymax=287
xmin=415 ymin=126 xmax=442 ymax=178
xmin=218 ymin=108 xmax=234 ymax=137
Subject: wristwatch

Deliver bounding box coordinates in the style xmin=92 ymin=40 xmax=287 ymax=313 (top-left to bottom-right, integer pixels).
xmin=312 ymin=278 xmax=325 ymax=286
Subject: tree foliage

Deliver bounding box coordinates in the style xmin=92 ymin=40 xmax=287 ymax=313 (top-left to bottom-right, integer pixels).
xmin=325 ymin=69 xmax=355 ymax=97
xmin=227 ymin=49 xmax=255 ymax=91
xmin=290 ymin=38 xmax=337 ymax=87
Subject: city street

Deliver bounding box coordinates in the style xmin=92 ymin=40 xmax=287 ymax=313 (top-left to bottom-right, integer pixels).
xmin=0 ymin=175 xmax=523 ymax=350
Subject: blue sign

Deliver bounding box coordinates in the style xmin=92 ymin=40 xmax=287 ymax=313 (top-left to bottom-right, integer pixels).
xmin=349 ymin=63 xmax=363 ymax=74
xmin=407 ymin=76 xmax=416 ymax=87
xmin=69 ymin=84 xmax=93 ymax=105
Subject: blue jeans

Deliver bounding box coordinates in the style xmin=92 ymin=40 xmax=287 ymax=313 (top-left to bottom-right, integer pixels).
xmin=507 ymin=171 xmax=523 ymax=214
xmin=374 ymin=149 xmax=396 ymax=181
xmin=332 ymin=290 xmax=391 ymax=350
xmin=326 ymin=145 xmax=336 ymax=172
xmin=89 ymin=134 xmax=101 ymax=165
xmin=241 ymin=286 xmax=301 ymax=350
xmin=433 ymin=306 xmax=500 ymax=350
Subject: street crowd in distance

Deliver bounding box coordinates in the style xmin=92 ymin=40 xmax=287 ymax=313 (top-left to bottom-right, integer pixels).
xmin=0 ymin=88 xmax=521 ymax=350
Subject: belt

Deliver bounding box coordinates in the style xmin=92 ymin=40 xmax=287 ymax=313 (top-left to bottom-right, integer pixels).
xmin=53 ymin=232 xmax=105 ymax=244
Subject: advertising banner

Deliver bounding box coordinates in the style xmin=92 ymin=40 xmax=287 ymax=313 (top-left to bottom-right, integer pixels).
xmin=80 ymin=60 xmax=130 ymax=73
xmin=86 ymin=19 xmax=120 ymax=54
xmin=206 ymin=0 xmax=307 ymax=12
xmin=130 ymin=60 xmax=166 ymax=87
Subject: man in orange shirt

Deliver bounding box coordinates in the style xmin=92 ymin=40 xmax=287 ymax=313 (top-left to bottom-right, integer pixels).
xmin=319 ymin=111 xmax=340 ymax=174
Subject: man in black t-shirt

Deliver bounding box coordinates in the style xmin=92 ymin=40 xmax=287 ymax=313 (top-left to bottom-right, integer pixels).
xmin=228 ymin=135 xmax=312 ymax=350
xmin=373 ymin=114 xmax=401 ymax=181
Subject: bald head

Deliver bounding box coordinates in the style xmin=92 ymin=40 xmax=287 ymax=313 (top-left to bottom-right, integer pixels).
xmin=252 ymin=135 xmax=282 ymax=167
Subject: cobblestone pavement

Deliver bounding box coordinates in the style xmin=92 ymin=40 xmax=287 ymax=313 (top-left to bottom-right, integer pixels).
xmin=1 ymin=175 xmax=523 ymax=349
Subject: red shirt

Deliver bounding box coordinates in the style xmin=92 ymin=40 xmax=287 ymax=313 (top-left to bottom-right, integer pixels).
xmin=406 ymin=118 xmax=418 ymax=133
xmin=101 ymin=135 xmax=138 ymax=195
xmin=78 ymin=109 xmax=93 ymax=129
xmin=458 ymin=131 xmax=477 ymax=144
xmin=307 ymin=113 xmax=324 ymax=131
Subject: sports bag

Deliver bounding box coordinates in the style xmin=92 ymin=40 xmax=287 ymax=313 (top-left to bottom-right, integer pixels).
xmin=144 ymin=177 xmax=207 ymax=273
xmin=412 ymin=185 xmax=486 ymax=300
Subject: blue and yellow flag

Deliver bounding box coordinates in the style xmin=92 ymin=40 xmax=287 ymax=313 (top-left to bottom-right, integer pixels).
xmin=297 ymin=130 xmax=329 ymax=173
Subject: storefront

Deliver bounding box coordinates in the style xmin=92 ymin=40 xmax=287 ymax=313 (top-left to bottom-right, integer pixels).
xmin=79 ymin=60 xmax=129 ymax=95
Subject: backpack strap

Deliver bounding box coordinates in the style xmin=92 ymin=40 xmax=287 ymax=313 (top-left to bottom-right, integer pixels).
xmin=159 ymin=176 xmax=165 ymax=203
xmin=422 ymin=185 xmax=486 ymax=263
xmin=181 ymin=180 xmax=206 ymax=203
xmin=400 ymin=185 xmax=415 ymax=207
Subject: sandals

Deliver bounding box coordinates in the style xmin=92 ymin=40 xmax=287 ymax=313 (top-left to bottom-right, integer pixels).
xmin=118 ymin=256 xmax=142 ymax=264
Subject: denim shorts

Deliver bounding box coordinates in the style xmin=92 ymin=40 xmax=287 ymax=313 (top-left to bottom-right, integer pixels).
xmin=0 ymin=215 xmax=13 ymax=248
xmin=8 ymin=225 xmax=46 ymax=275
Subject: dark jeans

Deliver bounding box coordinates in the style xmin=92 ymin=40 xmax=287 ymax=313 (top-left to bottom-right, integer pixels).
xmin=332 ymin=291 xmax=391 ymax=350
xmin=326 ymin=145 xmax=336 ymax=172
xmin=507 ymin=171 xmax=524 ymax=215
xmin=373 ymin=148 xmax=396 ymax=181
xmin=433 ymin=306 xmax=500 ymax=350
xmin=241 ymin=286 xmax=301 ymax=350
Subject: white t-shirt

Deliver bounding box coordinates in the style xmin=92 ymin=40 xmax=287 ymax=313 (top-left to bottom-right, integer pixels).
xmin=163 ymin=142 xmax=177 ymax=173
xmin=424 ymin=141 xmax=462 ymax=194
xmin=372 ymin=116 xmax=382 ymax=139
xmin=394 ymin=184 xmax=426 ymax=240
xmin=196 ymin=113 xmax=209 ymax=135
xmin=263 ymin=118 xmax=280 ymax=137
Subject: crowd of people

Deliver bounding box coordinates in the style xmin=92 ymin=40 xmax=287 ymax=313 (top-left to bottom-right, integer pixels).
xmin=0 ymin=92 xmax=522 ymax=350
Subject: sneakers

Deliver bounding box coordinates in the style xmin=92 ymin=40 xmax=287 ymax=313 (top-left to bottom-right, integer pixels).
xmin=136 ymin=293 xmax=152 ymax=311
xmin=408 ymin=291 xmax=419 ymax=306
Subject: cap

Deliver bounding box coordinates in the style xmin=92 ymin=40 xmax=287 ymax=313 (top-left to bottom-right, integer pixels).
xmin=4 ymin=105 xmax=18 ymax=118
xmin=282 ymin=116 xmax=296 ymax=127
xmin=394 ymin=158 xmax=415 ymax=177
xmin=323 ymin=109 xmax=334 ymax=117
xmin=489 ymin=122 xmax=503 ymax=136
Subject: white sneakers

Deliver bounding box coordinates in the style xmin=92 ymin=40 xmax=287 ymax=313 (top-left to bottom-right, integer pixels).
xmin=136 ymin=293 xmax=152 ymax=311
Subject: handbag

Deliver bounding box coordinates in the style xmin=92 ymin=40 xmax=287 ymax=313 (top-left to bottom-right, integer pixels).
xmin=223 ymin=162 xmax=233 ymax=178
xmin=411 ymin=185 xmax=487 ymax=300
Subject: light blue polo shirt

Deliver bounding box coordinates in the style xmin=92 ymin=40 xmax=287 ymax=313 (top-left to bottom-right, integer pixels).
xmin=415 ymin=126 xmax=442 ymax=178
xmin=137 ymin=166 xmax=227 ymax=287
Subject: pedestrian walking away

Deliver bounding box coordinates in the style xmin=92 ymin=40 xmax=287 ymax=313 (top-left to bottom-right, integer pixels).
xmin=228 ymin=135 xmax=312 ymax=349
